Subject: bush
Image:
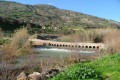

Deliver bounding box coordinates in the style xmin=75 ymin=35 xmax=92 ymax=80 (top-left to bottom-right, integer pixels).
xmin=61 ymin=28 xmax=107 ymax=43
xmin=60 ymin=28 xmax=120 ymax=54
xmin=1 ymin=28 xmax=34 ymax=56
xmin=103 ymin=29 xmax=120 ymax=53
xmin=50 ymin=64 xmax=103 ymax=80
xmin=11 ymin=28 xmax=29 ymax=49
xmin=0 ymin=38 xmax=5 ymax=45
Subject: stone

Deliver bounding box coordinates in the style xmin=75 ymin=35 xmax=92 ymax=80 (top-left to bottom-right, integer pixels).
xmin=28 ymin=72 xmax=42 ymax=80
xmin=45 ymin=68 xmax=62 ymax=78
xmin=17 ymin=72 xmax=27 ymax=80
xmin=17 ymin=68 xmax=64 ymax=80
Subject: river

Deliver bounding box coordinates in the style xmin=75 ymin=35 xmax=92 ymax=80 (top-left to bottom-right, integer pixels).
xmin=15 ymin=46 xmax=97 ymax=68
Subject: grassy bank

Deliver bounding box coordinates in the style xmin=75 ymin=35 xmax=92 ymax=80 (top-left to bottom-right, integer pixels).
xmin=50 ymin=54 xmax=120 ymax=80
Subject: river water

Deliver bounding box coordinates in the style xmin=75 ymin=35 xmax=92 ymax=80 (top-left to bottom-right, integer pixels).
xmin=35 ymin=47 xmax=97 ymax=57
xmin=15 ymin=46 xmax=97 ymax=68
xmin=0 ymin=46 xmax=98 ymax=69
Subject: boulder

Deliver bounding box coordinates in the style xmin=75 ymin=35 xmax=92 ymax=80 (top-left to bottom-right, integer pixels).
xmin=16 ymin=68 xmax=63 ymax=80
xmin=45 ymin=68 xmax=62 ymax=78
xmin=28 ymin=72 xmax=46 ymax=80
xmin=16 ymin=72 xmax=27 ymax=80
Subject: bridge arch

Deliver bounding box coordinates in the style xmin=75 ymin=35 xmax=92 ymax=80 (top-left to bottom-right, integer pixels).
xmin=93 ymin=46 xmax=95 ymax=48
xmin=82 ymin=46 xmax=84 ymax=48
xmin=57 ymin=44 xmax=59 ymax=47
xmin=85 ymin=46 xmax=88 ymax=48
xmin=30 ymin=39 xmax=104 ymax=49
xmin=97 ymin=46 xmax=99 ymax=49
xmin=78 ymin=46 xmax=81 ymax=48
xmin=89 ymin=46 xmax=92 ymax=48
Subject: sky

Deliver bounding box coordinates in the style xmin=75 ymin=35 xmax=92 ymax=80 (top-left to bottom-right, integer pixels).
xmin=7 ymin=0 xmax=120 ymax=22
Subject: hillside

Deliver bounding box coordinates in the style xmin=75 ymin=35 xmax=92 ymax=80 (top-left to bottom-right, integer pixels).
xmin=0 ymin=1 xmax=120 ymax=32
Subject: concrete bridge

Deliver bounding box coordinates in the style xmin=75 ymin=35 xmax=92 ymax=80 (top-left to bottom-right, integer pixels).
xmin=29 ymin=39 xmax=105 ymax=50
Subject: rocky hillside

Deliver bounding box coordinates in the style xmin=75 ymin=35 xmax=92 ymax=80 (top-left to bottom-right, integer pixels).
xmin=0 ymin=1 xmax=120 ymax=32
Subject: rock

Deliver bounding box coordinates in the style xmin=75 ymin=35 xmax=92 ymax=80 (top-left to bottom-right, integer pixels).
xmin=28 ymin=72 xmax=46 ymax=80
xmin=45 ymin=68 xmax=62 ymax=78
xmin=17 ymin=68 xmax=63 ymax=80
xmin=17 ymin=72 xmax=27 ymax=80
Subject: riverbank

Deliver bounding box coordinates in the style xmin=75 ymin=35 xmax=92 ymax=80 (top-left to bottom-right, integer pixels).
xmin=50 ymin=54 xmax=120 ymax=80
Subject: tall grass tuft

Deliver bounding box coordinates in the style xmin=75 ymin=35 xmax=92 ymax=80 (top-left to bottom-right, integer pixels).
xmin=103 ymin=29 xmax=120 ymax=53
xmin=61 ymin=28 xmax=120 ymax=54
xmin=11 ymin=28 xmax=29 ymax=48
xmin=61 ymin=28 xmax=109 ymax=43
xmin=1 ymin=28 xmax=34 ymax=57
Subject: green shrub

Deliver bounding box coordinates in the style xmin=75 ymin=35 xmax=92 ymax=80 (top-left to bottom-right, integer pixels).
xmin=50 ymin=54 xmax=120 ymax=80
xmin=50 ymin=64 xmax=103 ymax=80
xmin=0 ymin=38 xmax=5 ymax=45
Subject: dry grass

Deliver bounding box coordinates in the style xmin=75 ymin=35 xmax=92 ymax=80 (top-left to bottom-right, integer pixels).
xmin=103 ymin=29 xmax=120 ymax=53
xmin=61 ymin=28 xmax=108 ymax=43
xmin=61 ymin=28 xmax=120 ymax=54
xmin=9 ymin=28 xmax=34 ymax=56
xmin=0 ymin=28 xmax=34 ymax=70
xmin=0 ymin=28 xmax=36 ymax=80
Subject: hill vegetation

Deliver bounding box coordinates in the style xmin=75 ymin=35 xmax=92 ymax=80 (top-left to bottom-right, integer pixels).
xmin=0 ymin=1 xmax=120 ymax=34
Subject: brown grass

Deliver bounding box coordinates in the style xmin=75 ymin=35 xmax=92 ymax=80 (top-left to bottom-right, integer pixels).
xmin=61 ymin=28 xmax=120 ymax=54
xmin=103 ymin=29 xmax=120 ymax=53
xmin=9 ymin=28 xmax=34 ymax=56
xmin=61 ymin=28 xmax=108 ymax=43
xmin=0 ymin=28 xmax=34 ymax=70
xmin=0 ymin=28 xmax=36 ymax=80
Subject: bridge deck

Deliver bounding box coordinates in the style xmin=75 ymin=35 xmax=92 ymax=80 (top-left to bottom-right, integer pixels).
xmin=29 ymin=39 xmax=105 ymax=49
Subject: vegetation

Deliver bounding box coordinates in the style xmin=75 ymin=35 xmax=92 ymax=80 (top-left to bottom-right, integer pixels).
xmin=0 ymin=1 xmax=120 ymax=80
xmin=91 ymin=54 xmax=120 ymax=79
xmin=61 ymin=28 xmax=111 ymax=43
xmin=50 ymin=64 xmax=103 ymax=80
xmin=0 ymin=1 xmax=120 ymax=33
xmin=60 ymin=28 xmax=120 ymax=54
xmin=0 ymin=38 xmax=5 ymax=45
xmin=0 ymin=28 xmax=36 ymax=79
xmin=1 ymin=28 xmax=34 ymax=56
xmin=50 ymin=54 xmax=120 ymax=80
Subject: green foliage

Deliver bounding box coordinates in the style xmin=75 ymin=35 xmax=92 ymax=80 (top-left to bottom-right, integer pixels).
xmin=50 ymin=54 xmax=120 ymax=80
xmin=50 ymin=64 xmax=103 ymax=80
xmin=0 ymin=38 xmax=10 ymax=45
xmin=0 ymin=38 xmax=5 ymax=45
xmin=90 ymin=54 xmax=120 ymax=79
